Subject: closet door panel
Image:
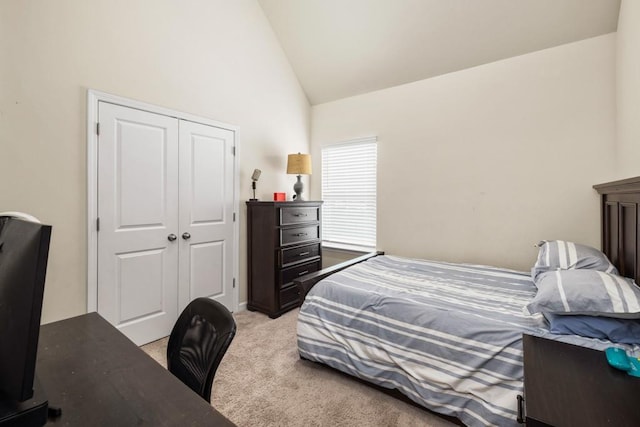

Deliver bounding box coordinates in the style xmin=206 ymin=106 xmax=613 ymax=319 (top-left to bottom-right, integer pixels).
xmin=191 ymin=136 xmax=226 ymax=222
xmin=179 ymin=120 xmax=235 ymax=310
xmin=97 ymin=102 xmax=179 ymax=346
xmin=189 ymin=241 xmax=225 ymax=299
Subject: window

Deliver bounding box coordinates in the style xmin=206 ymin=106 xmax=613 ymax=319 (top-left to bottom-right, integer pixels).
xmin=321 ymin=137 xmax=377 ymax=251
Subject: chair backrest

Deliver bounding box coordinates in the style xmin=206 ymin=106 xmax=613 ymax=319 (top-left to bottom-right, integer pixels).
xmin=167 ymin=297 xmax=237 ymax=402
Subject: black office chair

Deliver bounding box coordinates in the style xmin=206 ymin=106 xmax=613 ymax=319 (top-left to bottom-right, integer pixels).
xmin=167 ymin=297 xmax=237 ymax=402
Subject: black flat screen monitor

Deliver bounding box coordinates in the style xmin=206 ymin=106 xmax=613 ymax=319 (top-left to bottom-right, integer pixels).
xmin=0 ymin=216 xmax=52 ymax=402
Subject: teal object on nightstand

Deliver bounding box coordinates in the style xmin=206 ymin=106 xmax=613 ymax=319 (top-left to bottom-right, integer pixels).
xmin=605 ymin=347 xmax=640 ymax=378
xmin=628 ymin=356 xmax=640 ymax=378
xmin=605 ymin=347 xmax=631 ymax=371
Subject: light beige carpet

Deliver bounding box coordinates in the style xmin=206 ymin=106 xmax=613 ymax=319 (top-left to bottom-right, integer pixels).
xmin=141 ymin=308 xmax=457 ymax=427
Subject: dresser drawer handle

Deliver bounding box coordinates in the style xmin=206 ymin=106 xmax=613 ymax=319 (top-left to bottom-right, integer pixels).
xmin=298 ymin=252 xmax=310 ymax=256
xmin=293 ymin=232 xmax=308 ymax=237
xmin=293 ymin=213 xmax=308 ymax=217
xmin=516 ymin=395 xmax=524 ymax=424
xmin=298 ymin=270 xmax=309 ymax=276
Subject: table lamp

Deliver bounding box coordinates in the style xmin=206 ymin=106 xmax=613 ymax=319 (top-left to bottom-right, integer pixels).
xmin=286 ymin=153 xmax=312 ymax=201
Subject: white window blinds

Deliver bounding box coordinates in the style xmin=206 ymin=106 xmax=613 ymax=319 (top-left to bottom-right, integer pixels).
xmin=321 ymin=137 xmax=377 ymax=250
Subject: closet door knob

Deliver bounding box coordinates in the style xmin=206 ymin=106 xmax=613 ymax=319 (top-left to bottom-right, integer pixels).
xmin=182 ymin=232 xmax=191 ymax=240
xmin=167 ymin=234 xmax=177 ymax=242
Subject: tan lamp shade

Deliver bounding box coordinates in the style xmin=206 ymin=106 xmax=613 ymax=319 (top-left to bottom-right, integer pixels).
xmin=286 ymin=153 xmax=312 ymax=175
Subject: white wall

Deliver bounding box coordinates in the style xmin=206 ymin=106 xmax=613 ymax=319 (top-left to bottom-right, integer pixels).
xmin=0 ymin=0 xmax=310 ymax=323
xmin=311 ymin=35 xmax=617 ymax=271
xmin=616 ymin=0 xmax=640 ymax=177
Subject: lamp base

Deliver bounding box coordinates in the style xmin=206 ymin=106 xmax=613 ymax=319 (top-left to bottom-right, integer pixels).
xmin=293 ymin=175 xmax=304 ymax=201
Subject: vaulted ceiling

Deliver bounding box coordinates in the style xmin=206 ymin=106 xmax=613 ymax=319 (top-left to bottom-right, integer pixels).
xmin=258 ymin=0 xmax=621 ymax=105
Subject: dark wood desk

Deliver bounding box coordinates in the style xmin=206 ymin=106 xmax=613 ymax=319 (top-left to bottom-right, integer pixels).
xmin=37 ymin=313 xmax=235 ymax=426
xmin=523 ymin=334 xmax=640 ymax=427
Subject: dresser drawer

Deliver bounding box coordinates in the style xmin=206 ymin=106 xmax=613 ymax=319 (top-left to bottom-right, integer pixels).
xmin=280 ymin=260 xmax=321 ymax=288
xmin=280 ymin=225 xmax=319 ymax=246
xmin=279 ymin=284 xmax=300 ymax=308
xmin=281 ymin=243 xmax=320 ymax=266
xmin=280 ymin=206 xmax=319 ymax=225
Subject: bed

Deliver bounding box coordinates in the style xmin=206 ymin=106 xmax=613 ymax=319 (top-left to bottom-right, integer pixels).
xmin=295 ymin=177 xmax=640 ymax=427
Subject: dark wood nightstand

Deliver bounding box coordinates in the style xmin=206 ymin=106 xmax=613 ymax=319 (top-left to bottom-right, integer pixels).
xmin=522 ymin=334 xmax=640 ymax=427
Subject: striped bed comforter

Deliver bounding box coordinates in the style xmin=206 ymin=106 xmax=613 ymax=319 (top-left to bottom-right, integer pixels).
xmin=297 ymin=255 xmax=548 ymax=427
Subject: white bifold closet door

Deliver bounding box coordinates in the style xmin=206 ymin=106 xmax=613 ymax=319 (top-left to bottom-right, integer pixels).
xmin=97 ymin=102 xmax=235 ymax=345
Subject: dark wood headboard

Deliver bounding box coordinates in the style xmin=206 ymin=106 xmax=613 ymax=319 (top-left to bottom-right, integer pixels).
xmin=593 ymin=176 xmax=640 ymax=285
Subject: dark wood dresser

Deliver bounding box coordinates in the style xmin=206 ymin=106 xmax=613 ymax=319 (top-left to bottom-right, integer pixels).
xmin=522 ymin=334 xmax=640 ymax=427
xmin=246 ymin=201 xmax=323 ymax=318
